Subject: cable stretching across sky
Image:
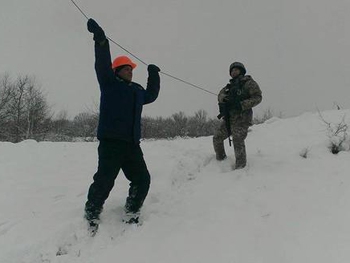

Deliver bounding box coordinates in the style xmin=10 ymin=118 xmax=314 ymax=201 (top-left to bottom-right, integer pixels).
xmin=69 ymin=0 xmax=217 ymax=96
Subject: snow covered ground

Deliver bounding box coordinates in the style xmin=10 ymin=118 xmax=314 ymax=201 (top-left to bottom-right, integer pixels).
xmin=1 ymin=109 xmax=350 ymax=263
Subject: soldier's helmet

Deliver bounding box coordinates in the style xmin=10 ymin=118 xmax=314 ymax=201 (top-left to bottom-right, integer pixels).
xmin=229 ymin=62 xmax=246 ymax=76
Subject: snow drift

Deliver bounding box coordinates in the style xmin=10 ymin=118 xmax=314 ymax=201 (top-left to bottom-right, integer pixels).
xmin=1 ymin=110 xmax=350 ymax=263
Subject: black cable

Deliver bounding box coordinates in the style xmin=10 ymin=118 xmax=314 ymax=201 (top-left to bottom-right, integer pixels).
xmin=69 ymin=0 xmax=217 ymax=96
xmin=70 ymin=0 xmax=89 ymax=19
xmin=160 ymin=71 xmax=217 ymax=96
xmin=107 ymin=37 xmax=148 ymax=66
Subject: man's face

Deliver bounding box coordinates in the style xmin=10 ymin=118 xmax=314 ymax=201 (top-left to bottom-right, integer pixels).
xmin=116 ymin=65 xmax=133 ymax=82
xmin=230 ymin=67 xmax=241 ymax=78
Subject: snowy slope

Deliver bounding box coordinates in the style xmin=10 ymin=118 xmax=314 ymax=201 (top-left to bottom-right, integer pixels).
xmin=1 ymin=110 xmax=350 ymax=263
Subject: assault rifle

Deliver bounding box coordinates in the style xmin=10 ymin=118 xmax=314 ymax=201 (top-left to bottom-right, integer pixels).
xmin=217 ymin=102 xmax=232 ymax=146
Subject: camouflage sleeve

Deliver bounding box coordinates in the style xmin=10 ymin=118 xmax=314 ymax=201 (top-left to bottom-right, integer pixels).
xmin=217 ymin=87 xmax=228 ymax=103
xmin=241 ymin=79 xmax=262 ymax=110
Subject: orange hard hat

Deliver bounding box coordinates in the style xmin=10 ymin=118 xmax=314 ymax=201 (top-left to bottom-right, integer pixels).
xmin=112 ymin=56 xmax=137 ymax=70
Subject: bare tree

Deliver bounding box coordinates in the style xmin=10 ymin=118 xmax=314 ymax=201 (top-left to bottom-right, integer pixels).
xmin=8 ymin=76 xmax=28 ymax=142
xmin=46 ymin=110 xmax=74 ymax=141
xmin=24 ymin=82 xmax=51 ymax=139
xmin=0 ymin=74 xmax=15 ymax=140
xmin=73 ymin=112 xmax=98 ymax=141
xmin=0 ymin=74 xmax=52 ymax=142
xmin=187 ymin=110 xmax=209 ymax=137
xmin=53 ymin=110 xmax=71 ymax=133
xmin=318 ymin=110 xmax=349 ymax=154
xmin=0 ymin=74 xmax=14 ymax=119
xmin=172 ymin=111 xmax=188 ymax=137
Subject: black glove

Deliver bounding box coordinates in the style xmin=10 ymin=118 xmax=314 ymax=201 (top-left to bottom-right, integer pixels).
xmin=147 ymin=64 xmax=160 ymax=74
xmin=87 ymin=18 xmax=106 ymax=43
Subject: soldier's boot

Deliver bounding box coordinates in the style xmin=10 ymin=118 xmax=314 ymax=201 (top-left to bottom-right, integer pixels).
xmin=216 ymin=152 xmax=227 ymax=161
xmin=213 ymin=137 xmax=227 ymax=161
xmin=233 ymin=140 xmax=247 ymax=169
xmin=84 ymin=201 xmax=103 ymax=236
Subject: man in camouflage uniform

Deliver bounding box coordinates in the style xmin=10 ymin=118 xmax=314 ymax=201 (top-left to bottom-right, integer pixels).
xmin=213 ymin=62 xmax=262 ymax=169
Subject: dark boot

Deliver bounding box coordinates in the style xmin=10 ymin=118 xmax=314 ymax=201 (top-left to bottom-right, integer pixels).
xmin=216 ymin=153 xmax=227 ymax=161
xmin=122 ymin=189 xmax=142 ymax=225
xmin=87 ymin=220 xmax=99 ymax=236
xmin=213 ymin=138 xmax=227 ymax=161
xmin=234 ymin=162 xmax=246 ymax=169
xmin=84 ymin=202 xmax=103 ymax=236
xmin=233 ymin=140 xmax=247 ymax=169
xmin=122 ymin=209 xmax=140 ymax=224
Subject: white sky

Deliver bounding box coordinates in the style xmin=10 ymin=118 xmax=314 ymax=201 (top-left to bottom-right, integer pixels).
xmin=1 ymin=0 xmax=350 ymax=119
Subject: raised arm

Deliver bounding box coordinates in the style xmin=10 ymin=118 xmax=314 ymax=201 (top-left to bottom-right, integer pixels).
xmin=144 ymin=64 xmax=161 ymax=104
xmin=87 ymin=19 xmax=114 ymax=87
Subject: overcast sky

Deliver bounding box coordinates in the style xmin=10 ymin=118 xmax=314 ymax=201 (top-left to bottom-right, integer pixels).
xmin=1 ymin=0 xmax=349 ymax=119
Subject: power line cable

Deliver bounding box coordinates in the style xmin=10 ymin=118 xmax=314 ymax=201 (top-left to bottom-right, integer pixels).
xmin=70 ymin=0 xmax=89 ymax=19
xmin=69 ymin=0 xmax=217 ymax=96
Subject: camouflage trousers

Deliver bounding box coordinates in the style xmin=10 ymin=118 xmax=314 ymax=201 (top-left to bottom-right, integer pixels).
xmin=212 ymin=120 xmax=249 ymax=169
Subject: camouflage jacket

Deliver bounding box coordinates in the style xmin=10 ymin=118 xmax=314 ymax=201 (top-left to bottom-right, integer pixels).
xmin=218 ymin=75 xmax=262 ymax=125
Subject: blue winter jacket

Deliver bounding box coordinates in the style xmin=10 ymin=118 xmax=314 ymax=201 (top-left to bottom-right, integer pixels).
xmin=94 ymin=40 xmax=160 ymax=144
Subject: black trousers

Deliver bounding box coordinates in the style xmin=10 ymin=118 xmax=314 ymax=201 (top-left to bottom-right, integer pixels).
xmin=86 ymin=139 xmax=150 ymax=215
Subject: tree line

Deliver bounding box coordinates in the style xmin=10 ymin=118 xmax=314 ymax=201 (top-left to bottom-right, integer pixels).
xmin=0 ymin=73 xmax=272 ymax=143
xmin=0 ymin=74 xmax=222 ymax=142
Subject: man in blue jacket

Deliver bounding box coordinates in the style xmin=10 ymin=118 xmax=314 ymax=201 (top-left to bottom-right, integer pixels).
xmin=84 ymin=19 xmax=160 ymax=234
